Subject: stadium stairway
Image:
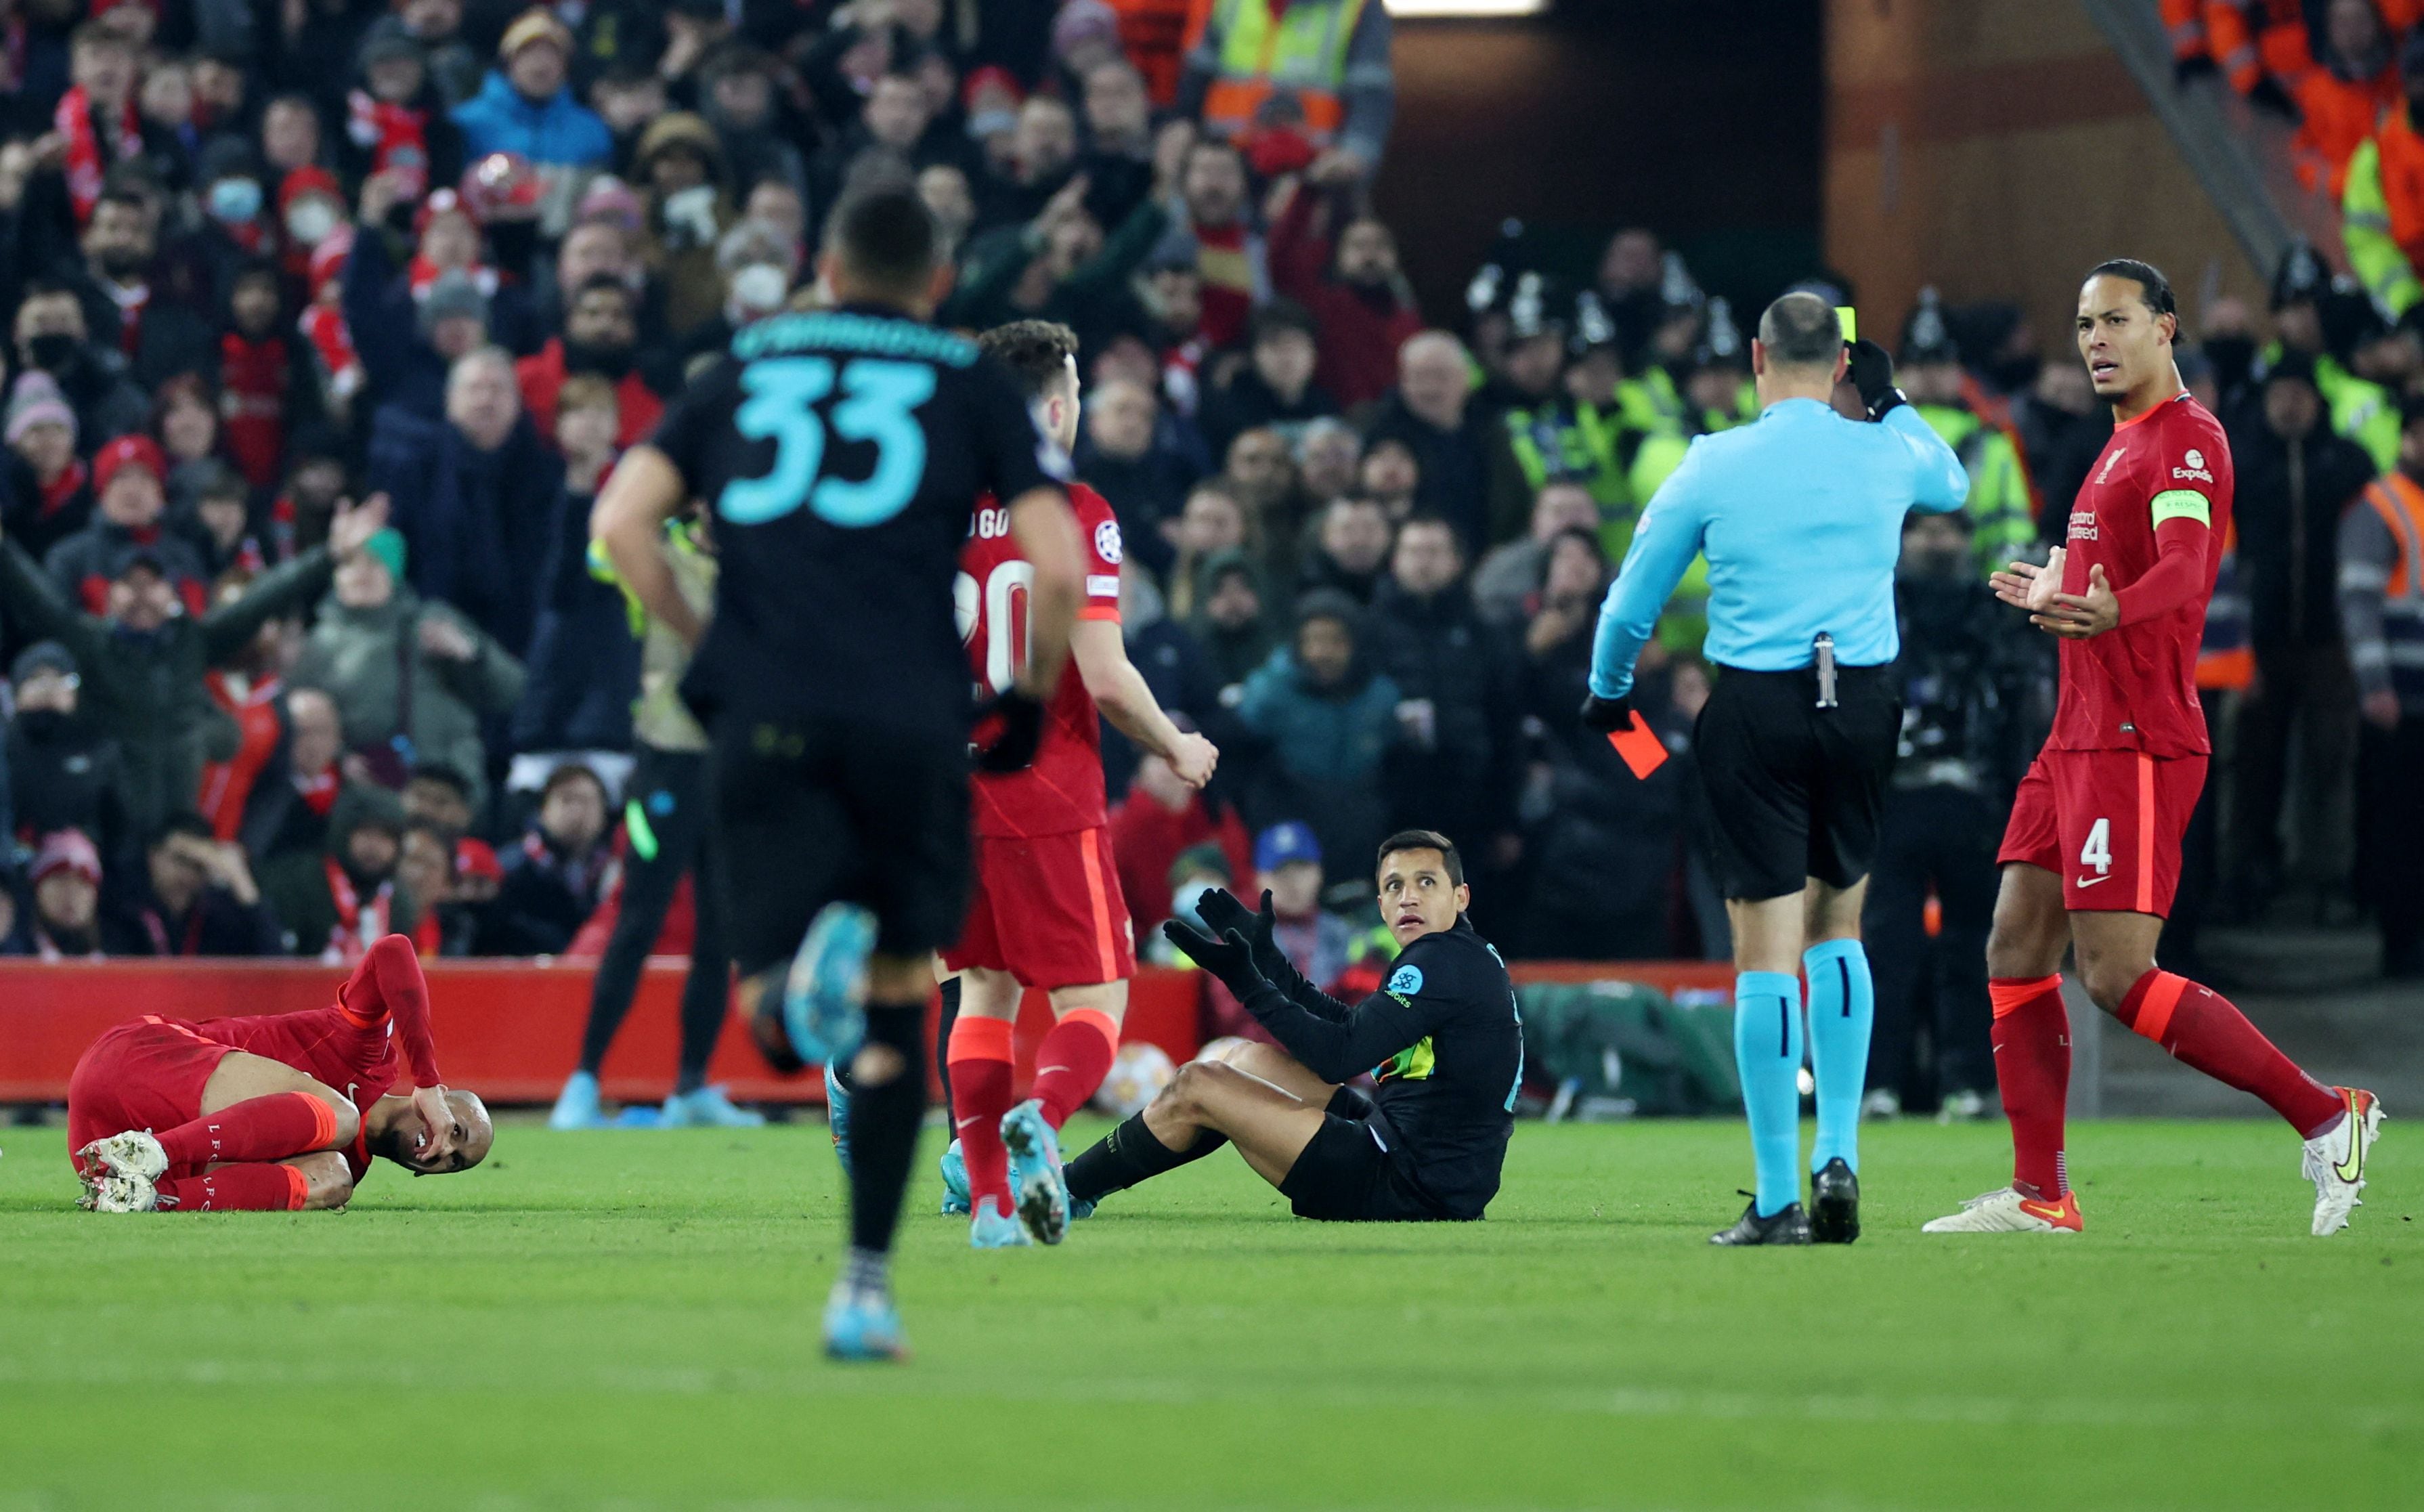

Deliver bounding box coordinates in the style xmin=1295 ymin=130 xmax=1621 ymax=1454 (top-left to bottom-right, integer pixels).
xmin=2083 ymin=0 xmax=2343 ymax=271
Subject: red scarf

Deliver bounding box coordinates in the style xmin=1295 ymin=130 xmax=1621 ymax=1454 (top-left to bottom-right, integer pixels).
xmin=300 ymin=303 xmax=363 ymax=405
xmin=198 ymin=671 xmax=285 ymax=841
xmin=56 ymin=85 xmax=140 ymax=225
xmin=39 ymin=460 xmax=87 ymax=519
xmin=107 ymin=280 xmax=148 ymax=357
xmin=348 ymin=91 xmax=431 ymax=198
xmin=297 ymin=768 xmax=340 ymax=817
xmin=321 ymin=858 xmax=393 ymax=964
xmin=1191 ymin=221 xmax=1255 ymax=349
xmin=406 ymin=255 xmax=498 ymax=300
xmin=219 ymin=331 xmax=290 ymax=489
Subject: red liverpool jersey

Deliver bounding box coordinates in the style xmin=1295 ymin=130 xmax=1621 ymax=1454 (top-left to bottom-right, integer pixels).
xmin=2051 ymin=389 xmax=2233 ymax=757
xmin=957 ymin=481 xmax=1125 ymax=836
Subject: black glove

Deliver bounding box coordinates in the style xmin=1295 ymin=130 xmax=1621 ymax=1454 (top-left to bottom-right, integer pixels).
xmin=1161 ymin=920 xmax=1261 ymax=996
xmin=1197 ymin=886 xmax=1284 ymax=980
xmin=972 ymin=687 xmax=1045 ymax=773
xmin=1579 ymin=691 xmax=1635 ymax=733
xmin=1845 ymin=338 xmax=1903 ymax=420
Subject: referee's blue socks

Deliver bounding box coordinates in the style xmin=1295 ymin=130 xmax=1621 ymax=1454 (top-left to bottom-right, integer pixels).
xmin=1733 ymin=970 xmax=1804 ymax=1217
xmin=1803 ymin=938 xmax=1874 ymax=1175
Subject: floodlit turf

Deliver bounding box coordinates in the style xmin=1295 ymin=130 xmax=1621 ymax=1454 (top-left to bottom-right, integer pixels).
xmin=1 ymin=1116 xmax=2415 ymax=1511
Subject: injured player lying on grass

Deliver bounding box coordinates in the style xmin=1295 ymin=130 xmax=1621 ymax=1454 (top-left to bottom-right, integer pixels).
xmin=67 ymin=934 xmax=493 ymax=1211
xmin=945 ymin=831 xmax=1523 ymax=1223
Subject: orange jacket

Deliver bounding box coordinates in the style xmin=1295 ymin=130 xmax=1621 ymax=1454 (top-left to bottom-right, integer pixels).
xmin=2295 ymin=64 xmax=2400 ymax=198
xmin=2204 ymin=0 xmax=2311 ymax=95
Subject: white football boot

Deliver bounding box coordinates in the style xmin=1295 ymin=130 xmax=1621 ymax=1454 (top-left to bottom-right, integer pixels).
xmin=1920 ymin=1186 xmax=2083 ymax=1234
xmin=2301 ymin=1088 xmax=2385 ymax=1237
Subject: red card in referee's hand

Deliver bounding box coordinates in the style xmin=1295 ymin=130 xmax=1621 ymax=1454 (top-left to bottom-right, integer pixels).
xmin=1607 ymin=712 xmax=1668 ymax=779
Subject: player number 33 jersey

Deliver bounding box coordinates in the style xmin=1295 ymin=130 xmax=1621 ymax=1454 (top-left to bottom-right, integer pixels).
xmin=956 ymin=481 xmax=1125 ymax=837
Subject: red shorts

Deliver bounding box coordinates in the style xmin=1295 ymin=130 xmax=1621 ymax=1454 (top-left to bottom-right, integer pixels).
xmin=66 ymin=1018 xmax=232 ymax=1176
xmin=1997 ymin=749 xmax=2208 ymax=917
xmin=943 ymin=827 xmax=1135 ymax=989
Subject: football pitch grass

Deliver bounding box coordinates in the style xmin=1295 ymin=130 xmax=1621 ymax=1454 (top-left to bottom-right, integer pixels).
xmin=1 ymin=1117 xmax=2415 ymax=1511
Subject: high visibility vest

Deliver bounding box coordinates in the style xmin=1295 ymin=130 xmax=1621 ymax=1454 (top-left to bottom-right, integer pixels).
xmin=2344 ymin=104 xmax=2424 ymax=316
xmin=1915 ymin=404 xmax=2035 ymax=582
xmin=2355 ymin=475 xmax=2424 ymax=701
xmin=2322 ymin=363 xmax=2399 ymax=473
xmin=1200 ymin=0 xmax=1366 ymax=143
xmin=1502 ymin=399 xmax=1626 ymax=510
xmin=2198 ymin=521 xmax=2254 ymax=691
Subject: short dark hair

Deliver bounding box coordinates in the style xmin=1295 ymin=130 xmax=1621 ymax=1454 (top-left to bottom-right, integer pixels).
xmin=1249 ymin=297 xmax=1318 ymax=347
xmin=91 ymin=188 xmax=148 ymax=221
xmin=825 ymin=181 xmax=940 ymax=297
xmin=977 ymin=320 xmax=1081 ymax=399
xmin=1756 ymin=292 xmax=1842 ymax=367
xmin=1396 ymin=511 xmax=1463 ymax=554
xmin=2083 ymin=259 xmax=2177 ymax=321
xmin=541 ymin=762 xmax=606 ymax=804
xmin=1377 ymin=829 xmax=1464 ymax=887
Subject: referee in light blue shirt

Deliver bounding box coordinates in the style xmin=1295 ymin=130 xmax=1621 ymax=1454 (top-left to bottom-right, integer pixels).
xmin=1581 ymin=293 xmax=1968 ymax=1247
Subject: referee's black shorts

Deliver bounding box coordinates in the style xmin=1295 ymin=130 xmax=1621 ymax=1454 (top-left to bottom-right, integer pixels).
xmin=1693 ymin=662 xmax=1901 ymax=903
xmin=1278 ymin=1087 xmax=1458 ymax=1222
xmin=707 ymin=711 xmax=970 ymax=977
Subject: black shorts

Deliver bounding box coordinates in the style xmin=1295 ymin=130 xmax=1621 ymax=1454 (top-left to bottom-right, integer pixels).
xmin=708 ymin=712 xmax=970 ymax=977
xmin=1278 ymin=1087 xmax=1454 ymax=1222
xmin=1693 ymin=662 xmax=1901 ymax=903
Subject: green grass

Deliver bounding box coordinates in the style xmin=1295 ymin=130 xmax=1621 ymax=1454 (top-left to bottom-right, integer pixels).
xmin=1 ymin=1117 xmax=2416 ymax=1511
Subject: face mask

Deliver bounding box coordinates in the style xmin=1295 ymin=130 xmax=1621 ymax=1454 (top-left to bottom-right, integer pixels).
xmin=26 ymin=332 xmax=79 ymax=372
xmin=16 ymin=708 xmax=72 ymax=743
xmin=729 ymin=261 xmax=788 ymax=316
xmin=209 ymin=177 xmax=263 ymax=225
xmin=285 ymin=198 xmax=339 ymax=246
xmin=562 ymin=338 xmax=633 ymax=379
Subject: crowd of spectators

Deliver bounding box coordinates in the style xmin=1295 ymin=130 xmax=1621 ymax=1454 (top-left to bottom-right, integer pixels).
xmin=0 ymin=2 xmax=2415 ymax=1016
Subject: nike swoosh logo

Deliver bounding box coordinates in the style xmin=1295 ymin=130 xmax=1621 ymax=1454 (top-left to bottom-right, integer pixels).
xmin=1036 ymin=1065 xmax=1072 ymax=1075
xmin=2074 ymin=875 xmax=2113 ymax=888
xmin=2335 ymin=1094 xmax=2366 ymax=1183
xmin=2017 ymin=1200 xmax=2069 ymax=1225
xmin=955 ymin=1117 xmax=982 ymax=1131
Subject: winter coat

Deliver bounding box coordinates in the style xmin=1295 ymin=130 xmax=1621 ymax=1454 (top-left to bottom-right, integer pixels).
xmin=2226 ymin=418 xmax=2377 ymax=653
xmin=1362 ymin=578 xmax=1519 ymax=838
xmin=450 ymin=72 xmax=613 ymax=168
xmin=5 ymin=709 xmax=129 ymax=862
xmin=483 ymin=829 xmax=614 ymax=957
xmin=511 ymin=485 xmax=640 ymax=755
xmin=364 ymin=406 xmax=564 ymax=657
xmin=343 ymin=224 xmax=540 ymax=423
xmin=0 ymin=538 xmax=337 ymax=840
xmin=288 ymin=583 xmax=526 ymax=820
xmin=1234 ymin=644 xmax=1401 ymax=790
xmin=43 ymin=517 xmax=211 ymax=614
xmin=1361 ymin=391 xmax=1526 ymax=553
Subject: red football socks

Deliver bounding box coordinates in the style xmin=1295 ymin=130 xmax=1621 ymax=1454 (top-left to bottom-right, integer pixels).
xmin=153 ymin=1092 xmax=339 ymax=1169
xmin=1031 ymin=1009 xmax=1120 ymax=1129
xmin=156 ymin=1163 xmax=310 ymax=1212
xmin=1989 ymin=976 xmax=2071 ymax=1200
xmin=2115 ymin=970 xmax=2344 ymax=1137
xmin=946 ymin=1015 xmax=1016 ymax=1213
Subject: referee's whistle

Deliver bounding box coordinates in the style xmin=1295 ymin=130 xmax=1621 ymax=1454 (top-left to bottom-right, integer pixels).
xmin=1606 ymin=712 xmax=1669 ymax=779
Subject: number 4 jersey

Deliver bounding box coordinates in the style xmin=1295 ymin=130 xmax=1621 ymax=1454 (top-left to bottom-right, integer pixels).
xmin=958 ymin=481 xmax=1125 ymax=836
xmin=649 ymin=304 xmax=1064 ymax=740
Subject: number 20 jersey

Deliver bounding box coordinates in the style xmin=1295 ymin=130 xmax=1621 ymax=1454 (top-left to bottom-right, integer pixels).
xmin=651 ymin=305 xmax=1061 ymax=741
xmin=958 ymin=481 xmax=1125 ymax=837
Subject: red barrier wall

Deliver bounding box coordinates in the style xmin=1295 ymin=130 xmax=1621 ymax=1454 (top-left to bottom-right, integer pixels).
xmin=0 ymin=959 xmax=1737 ymax=1105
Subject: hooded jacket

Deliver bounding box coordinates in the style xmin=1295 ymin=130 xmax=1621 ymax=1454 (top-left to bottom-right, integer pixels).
xmin=450 ymin=70 xmax=613 ymax=168
xmin=257 ymin=783 xmax=419 ymax=959
xmin=289 ymin=581 xmax=526 ymax=819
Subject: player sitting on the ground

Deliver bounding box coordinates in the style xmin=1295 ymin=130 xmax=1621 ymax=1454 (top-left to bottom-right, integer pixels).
xmin=68 ymin=933 xmax=493 ymax=1211
xmin=921 ymin=318 xmax=1220 ymax=1249
xmin=1050 ymin=830 xmax=1522 ymax=1223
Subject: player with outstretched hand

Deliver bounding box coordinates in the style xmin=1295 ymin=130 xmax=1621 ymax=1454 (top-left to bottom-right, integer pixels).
xmin=68 ymin=934 xmax=492 ymax=1212
xmin=885 ymin=320 xmax=1218 ymax=1249
xmin=592 ymin=182 xmax=1084 ymax=1359
xmin=1929 ymin=259 xmax=2383 ymax=1238
xmin=1052 ymin=831 xmax=1521 ymax=1224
